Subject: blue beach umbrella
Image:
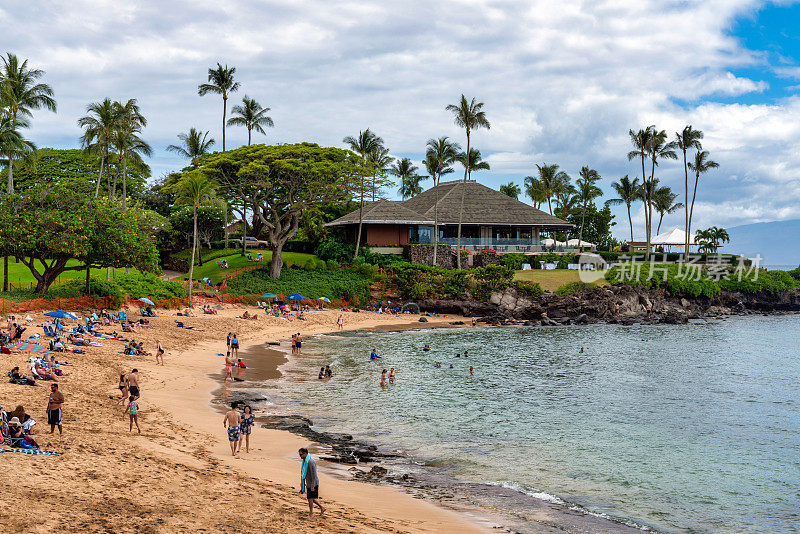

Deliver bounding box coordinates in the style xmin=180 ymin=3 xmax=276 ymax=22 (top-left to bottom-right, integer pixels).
xmin=138 ymin=297 xmax=155 ymax=305
xmin=44 ymin=310 xmax=77 ymax=320
xmin=317 ymin=297 xmax=331 ymax=302
xmin=260 ymin=293 xmax=278 ymax=300
xmin=286 ymin=294 xmax=306 ymax=300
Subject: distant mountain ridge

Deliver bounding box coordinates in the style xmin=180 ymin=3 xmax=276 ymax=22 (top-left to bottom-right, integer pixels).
xmin=725 ymin=219 xmax=800 ymax=268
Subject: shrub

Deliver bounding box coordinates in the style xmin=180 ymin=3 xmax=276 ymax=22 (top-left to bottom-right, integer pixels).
xmin=315 ymin=238 xmax=356 ymax=264
xmin=326 ymin=259 xmax=341 ymax=270
xmin=501 ymin=253 xmax=527 ymax=271
xmin=303 ymin=259 xmax=317 ymax=271
xmin=555 ymin=281 xmax=596 ymax=296
xmin=114 ymin=273 xmax=188 ymax=300
xmin=556 ymin=256 xmax=570 ymax=270
xmin=511 ymin=280 xmax=543 ymax=298
xmin=225 ymin=267 xmax=372 ymax=302
xmin=472 ymin=264 xmax=515 ymax=300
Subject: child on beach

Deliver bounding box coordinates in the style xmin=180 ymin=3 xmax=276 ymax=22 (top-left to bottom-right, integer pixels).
xmin=337 ymin=315 xmax=343 ymax=329
xmin=124 ymin=395 xmax=140 ymax=433
xmin=224 ymin=352 xmax=234 ymax=382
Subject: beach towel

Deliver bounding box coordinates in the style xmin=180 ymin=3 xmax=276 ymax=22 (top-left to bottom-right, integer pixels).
xmin=8 ymin=341 xmax=52 ymax=354
xmin=300 ymin=455 xmax=309 ymax=493
xmin=0 ymin=448 xmax=60 ymax=456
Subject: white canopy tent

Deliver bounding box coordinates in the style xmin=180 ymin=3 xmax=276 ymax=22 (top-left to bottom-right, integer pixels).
xmin=650 ymin=227 xmax=697 ymax=249
xmin=566 ymin=238 xmax=596 ymax=249
xmin=543 ymin=238 xmax=568 ymax=247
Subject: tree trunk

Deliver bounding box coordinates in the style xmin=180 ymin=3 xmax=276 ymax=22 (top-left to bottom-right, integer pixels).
xmin=85 ymin=263 xmax=91 ymax=296
xmin=224 ymin=203 xmax=229 ymax=249
xmin=95 ymin=151 xmax=105 ymax=198
xmin=269 ymin=242 xmax=284 ymax=278
xmin=627 ymin=204 xmax=633 ymax=243
xmin=657 ymin=213 xmax=664 ymax=235
xmin=579 ymin=202 xmax=587 ymax=251
xmin=432 ymin=172 xmax=439 ymax=267
xmin=240 ymin=199 xmax=247 ymax=257
xmin=688 ymin=172 xmax=700 ymax=255
xmin=640 ymin=154 xmax=648 ymax=259
xmin=222 ymin=95 xmax=227 ymax=152
xmin=456 ymin=131 xmax=470 ymax=269
xmin=354 ymin=184 xmax=365 ymax=260
xmin=683 ymin=148 xmax=689 ymax=260
xmin=247 ymin=125 xmax=251 ymax=146
xmin=7 ymin=158 xmax=13 ymax=194
xmin=188 ymin=204 xmax=198 ymax=302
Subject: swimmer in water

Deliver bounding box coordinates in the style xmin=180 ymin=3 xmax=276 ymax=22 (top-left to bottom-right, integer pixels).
xmin=380 ymin=369 xmax=387 ymax=386
xmin=463 ymin=350 xmax=468 ymax=358
xmin=388 ymin=367 xmax=395 ymax=383
xmin=469 ymin=366 xmax=474 ymax=375
xmin=456 ymin=353 xmax=461 ymax=358
xmin=449 ymin=363 xmax=454 ymax=369
xmin=434 ymin=362 xmax=441 ymax=368
xmin=423 ymin=344 xmax=431 ymax=352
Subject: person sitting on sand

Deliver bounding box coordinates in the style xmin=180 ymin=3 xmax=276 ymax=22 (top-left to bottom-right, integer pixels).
xmin=9 ymin=366 xmax=36 ymax=386
xmin=183 ymin=307 xmax=194 ymax=317
xmin=223 ymin=403 xmax=241 ymax=456
xmin=238 ymin=405 xmax=254 ymax=453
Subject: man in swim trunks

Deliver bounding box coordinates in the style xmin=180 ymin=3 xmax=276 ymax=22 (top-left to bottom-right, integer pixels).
xmin=223 ymin=403 xmax=241 ymax=456
xmin=46 ymin=383 xmax=65 ymax=435
xmin=127 ymin=369 xmax=140 ymax=399
xmin=224 ymin=352 xmax=234 ymax=382
xmin=295 ymin=333 xmax=302 ymax=354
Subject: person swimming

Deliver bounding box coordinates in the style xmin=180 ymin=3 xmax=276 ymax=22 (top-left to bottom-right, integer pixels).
xmin=434 ymin=362 xmax=441 ymax=368
xmin=456 ymin=353 xmax=461 ymax=358
xmin=370 ymin=349 xmax=381 ymax=360
xmin=388 ymin=368 xmax=395 ymax=383
xmin=423 ymin=344 xmax=431 ymax=352
xmin=469 ymin=366 xmax=474 ymax=375
xmin=449 ymin=363 xmax=454 ymax=369
xmin=318 ymin=367 xmax=325 ymax=379
xmin=380 ymin=369 xmax=387 ymax=386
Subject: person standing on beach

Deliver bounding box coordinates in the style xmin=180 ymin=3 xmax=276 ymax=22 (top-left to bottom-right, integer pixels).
xmin=127 ymin=369 xmax=140 ymax=400
xmin=223 ymin=403 xmax=241 ymax=456
xmin=155 ymin=340 xmax=165 ymax=366
xmin=231 ymin=333 xmax=240 ymax=358
xmin=123 ymin=395 xmax=140 ymax=433
xmin=238 ymin=405 xmax=254 ymax=453
xmin=298 ymin=448 xmax=325 ymax=518
xmin=291 ymin=334 xmax=297 ymax=355
xmin=46 ymin=383 xmax=64 ymax=435
xmin=337 ymin=315 xmax=343 ymax=330
xmin=224 ymin=352 xmax=234 ymax=382
xmin=226 ymin=332 xmax=232 ymax=350
xmin=295 ymin=333 xmax=302 ymax=354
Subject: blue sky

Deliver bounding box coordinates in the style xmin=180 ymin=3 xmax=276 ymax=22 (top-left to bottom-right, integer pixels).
xmin=4 ymin=0 xmax=800 ymax=242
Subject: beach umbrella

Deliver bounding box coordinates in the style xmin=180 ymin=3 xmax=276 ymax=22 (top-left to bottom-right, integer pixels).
xmin=138 ymin=297 xmax=155 ymax=305
xmin=260 ymin=293 xmax=278 ymax=300
xmin=44 ymin=310 xmax=77 ymax=320
xmin=286 ymin=294 xmax=306 ymax=300
xmin=317 ymin=297 xmax=331 ymax=302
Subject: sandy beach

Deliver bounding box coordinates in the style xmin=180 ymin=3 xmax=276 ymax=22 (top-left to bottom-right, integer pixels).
xmin=0 ymin=305 xmax=489 ymax=533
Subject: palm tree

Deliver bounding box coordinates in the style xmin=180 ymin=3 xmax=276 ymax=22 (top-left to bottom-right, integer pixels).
xmin=674 ymin=126 xmax=704 ymax=258
xmin=366 ymin=146 xmax=393 ymax=201
xmin=392 ymin=158 xmax=425 ymax=199
xmin=170 ymin=172 xmax=217 ymax=301
xmin=167 ymin=128 xmax=215 ymax=168
xmin=694 ymin=227 xmax=728 ymax=254
xmin=534 ymin=163 xmax=570 ymax=215
xmin=499 ymin=182 xmax=521 ymax=199
xmin=605 ymin=175 xmax=640 ymax=243
xmin=687 ymin=150 xmax=719 ymax=249
xmin=627 ymin=126 xmax=654 ymax=254
xmin=343 ymin=129 xmax=384 ymax=258
xmin=523 ymin=176 xmax=546 ymax=209
xmin=198 ymin=63 xmax=240 ymax=151
xmin=425 ymin=136 xmax=460 ymax=266
xmin=644 ymin=129 xmax=677 ymax=257
xmin=0 ymin=115 xmax=34 ymax=193
xmin=226 ymin=96 xmax=273 ymax=145
xmin=652 ymin=186 xmax=683 ymax=234
xmin=112 ymin=99 xmax=150 ymax=210
xmin=446 ymin=95 xmax=490 ymax=268
xmin=576 ymin=167 xmax=602 ymax=248
xmin=553 ymin=177 xmax=577 ymax=219
xmin=78 ymin=98 xmax=119 ymax=197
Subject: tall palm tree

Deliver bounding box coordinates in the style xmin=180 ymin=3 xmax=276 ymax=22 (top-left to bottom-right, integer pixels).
xmin=675 ymin=126 xmax=704 ymax=257
xmin=167 ymin=128 xmax=215 ymax=168
xmin=0 ymin=53 xmax=55 ymax=292
xmin=226 ymin=95 xmax=273 ymax=145
xmin=392 ymin=158 xmax=425 ymax=199
xmin=0 ymin=115 xmax=34 ymax=192
xmin=523 ymin=175 xmax=546 ymax=209
xmin=644 ymin=129 xmax=677 ymax=257
xmin=446 ymin=95 xmax=490 ymax=268
xmin=112 ymin=99 xmax=150 ymax=210
xmin=456 ymin=148 xmax=490 ymax=178
xmin=553 ymin=177 xmax=577 ymax=219
xmin=687 ymin=150 xmax=719 ymax=250
xmin=534 ymin=163 xmax=570 ymax=215
xmin=652 ymin=186 xmax=683 ymax=234
xmin=343 ymin=129 xmax=384 ymax=258
xmin=499 ymin=182 xmax=521 ymax=199
xmin=170 ymin=172 xmax=217 ymax=301
xmin=627 ymin=126 xmax=654 ymax=254
xmin=198 ymin=63 xmax=240 ymax=151
xmin=605 ymin=175 xmax=640 ymax=243
xmin=425 ymin=136 xmax=460 ymax=265
xmin=78 ymin=98 xmax=119 ymax=197
xmin=366 ymin=145 xmax=393 ymax=201
xmin=576 ymin=166 xmax=602 ymax=248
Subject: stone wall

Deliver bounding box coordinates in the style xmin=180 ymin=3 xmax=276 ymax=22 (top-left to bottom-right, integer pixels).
xmin=405 ymin=244 xmax=454 ymax=269
xmin=472 ymin=253 xmax=502 ymax=268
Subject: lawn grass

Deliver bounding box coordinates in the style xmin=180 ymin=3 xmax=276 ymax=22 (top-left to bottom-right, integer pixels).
xmin=514 ymin=269 xmax=608 ymax=292
xmin=0 ymin=258 xmax=139 ymax=290
xmin=179 ymin=251 xmax=317 ymax=283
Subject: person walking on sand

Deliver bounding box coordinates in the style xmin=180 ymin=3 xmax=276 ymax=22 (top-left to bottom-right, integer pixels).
xmin=223 ymin=403 xmax=241 ymax=456
xmin=299 ymin=448 xmax=325 ymax=518
xmin=46 ymin=383 xmax=64 ymax=435
xmin=295 ymin=333 xmax=302 ymax=354
xmin=337 ymin=314 xmax=343 ymax=330
xmin=224 ymin=352 xmax=234 ymax=382
xmin=238 ymin=405 xmax=254 ymax=453
xmin=155 ymin=340 xmax=165 ymax=366
xmin=124 ymin=395 xmax=140 ymax=433
xmin=291 ymin=334 xmax=297 ymax=355
xmin=127 ymin=369 xmax=141 ymax=400
xmin=231 ymin=333 xmax=240 ymax=357
xmin=117 ymin=373 xmax=128 ymax=405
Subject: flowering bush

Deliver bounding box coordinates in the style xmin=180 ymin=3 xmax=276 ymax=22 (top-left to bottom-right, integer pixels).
xmin=480 ymin=249 xmax=497 ymax=256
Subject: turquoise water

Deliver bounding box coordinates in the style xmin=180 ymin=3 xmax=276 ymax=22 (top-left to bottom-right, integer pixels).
xmin=270 ymin=316 xmax=800 ymax=533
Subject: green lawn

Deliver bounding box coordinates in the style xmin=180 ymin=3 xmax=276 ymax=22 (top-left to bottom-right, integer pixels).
xmin=178 ymin=251 xmax=317 ymax=283
xmin=514 ymin=269 xmax=608 ymax=292
xmin=0 ymin=258 xmax=136 ymax=290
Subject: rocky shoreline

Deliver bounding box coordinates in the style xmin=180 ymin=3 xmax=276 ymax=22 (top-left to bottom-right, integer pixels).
xmin=420 ymin=285 xmax=800 ymax=326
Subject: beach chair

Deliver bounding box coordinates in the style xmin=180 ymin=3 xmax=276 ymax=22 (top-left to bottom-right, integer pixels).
xmin=118 ymin=311 xmax=127 ymax=322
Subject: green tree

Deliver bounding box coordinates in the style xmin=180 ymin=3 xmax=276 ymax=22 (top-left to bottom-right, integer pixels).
xmin=12 ymin=148 xmax=106 ymax=192
xmin=694 ymin=226 xmax=728 ymax=253
xmin=446 ymin=95 xmax=490 ymax=268
xmin=365 ymin=145 xmax=394 ymax=202
xmin=652 ymin=185 xmax=683 ymax=234
xmin=425 ymin=136 xmax=461 ymax=265
xmin=343 ymin=129 xmax=383 ymax=258
xmin=226 ymin=95 xmax=274 ymax=146
xmin=0 ymin=186 xmax=162 ymax=293
xmin=167 ymin=128 xmax=215 ymax=168
xmin=534 ymin=163 xmax=570 ymax=215
xmin=576 ymin=167 xmax=602 ymax=249
xmin=523 ymin=175 xmax=546 ymax=210
xmin=605 ymin=175 xmax=640 ymax=243
xmin=198 ymin=63 xmax=240 ymax=152
xmin=687 ymin=150 xmax=719 ymax=252
xmin=78 ymin=98 xmax=118 ymax=198
xmin=499 ymin=181 xmax=521 ymax=199
xmin=551 ymin=171 xmax=576 ymax=218
xmin=674 ymin=125 xmax=704 ymax=258
xmin=199 ymin=143 xmax=362 ymax=278
xmin=564 ymin=203 xmax=615 ymax=248
xmin=392 ymin=158 xmax=425 ymax=199
xmin=627 ymin=126 xmax=654 ymax=254
xmin=169 ymin=172 xmax=217 ymax=301
xmin=112 ymin=99 xmax=150 ymax=210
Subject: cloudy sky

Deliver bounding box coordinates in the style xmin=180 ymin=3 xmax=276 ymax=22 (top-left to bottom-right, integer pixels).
xmin=5 ymin=0 xmax=800 ymax=240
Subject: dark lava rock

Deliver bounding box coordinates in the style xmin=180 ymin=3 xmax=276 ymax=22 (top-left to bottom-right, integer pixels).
xmin=418 ymin=317 xmax=428 ymax=322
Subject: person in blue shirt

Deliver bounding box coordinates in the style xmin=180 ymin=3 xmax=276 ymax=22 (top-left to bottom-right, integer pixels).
xmin=370 ymin=349 xmax=380 ymax=360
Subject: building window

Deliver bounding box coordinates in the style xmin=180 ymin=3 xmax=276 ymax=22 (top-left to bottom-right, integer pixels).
xmin=410 ymin=226 xmax=433 ymax=244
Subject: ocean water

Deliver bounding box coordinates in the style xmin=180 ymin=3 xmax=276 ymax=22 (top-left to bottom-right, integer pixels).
xmin=266 ymin=316 xmax=800 ymax=533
